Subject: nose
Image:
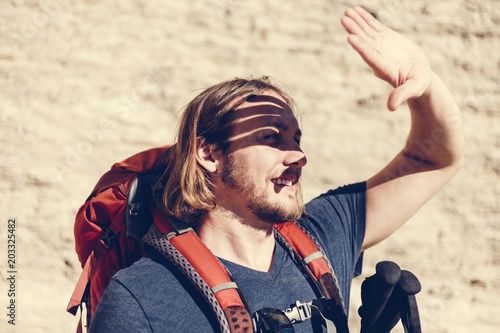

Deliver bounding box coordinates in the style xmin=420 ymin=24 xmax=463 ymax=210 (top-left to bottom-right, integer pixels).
xmin=284 ymin=144 xmax=307 ymax=168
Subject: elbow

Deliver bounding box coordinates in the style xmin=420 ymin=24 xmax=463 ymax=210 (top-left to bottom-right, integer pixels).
xmin=447 ymin=152 xmax=464 ymax=178
xmin=403 ymin=136 xmax=465 ymax=174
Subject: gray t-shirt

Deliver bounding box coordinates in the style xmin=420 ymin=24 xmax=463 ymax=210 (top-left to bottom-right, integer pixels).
xmin=89 ymin=182 xmax=366 ymax=333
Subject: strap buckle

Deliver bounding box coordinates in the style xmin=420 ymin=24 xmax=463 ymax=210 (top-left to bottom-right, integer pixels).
xmin=283 ymin=300 xmax=313 ymax=323
xmin=283 ymin=299 xmax=339 ymax=333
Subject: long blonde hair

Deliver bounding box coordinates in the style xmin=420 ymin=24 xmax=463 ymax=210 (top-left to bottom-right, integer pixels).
xmin=162 ymin=76 xmax=296 ymax=223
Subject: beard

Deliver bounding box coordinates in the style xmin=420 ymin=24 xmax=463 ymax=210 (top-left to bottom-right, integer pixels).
xmin=220 ymin=154 xmax=304 ymax=223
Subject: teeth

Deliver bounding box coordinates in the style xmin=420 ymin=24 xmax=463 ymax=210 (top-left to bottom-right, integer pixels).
xmin=273 ymin=178 xmax=292 ymax=186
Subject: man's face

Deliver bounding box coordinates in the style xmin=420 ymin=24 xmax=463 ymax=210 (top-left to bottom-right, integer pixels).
xmin=216 ymin=91 xmax=307 ymax=224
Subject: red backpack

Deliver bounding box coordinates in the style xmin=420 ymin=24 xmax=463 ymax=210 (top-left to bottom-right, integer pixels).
xmin=66 ymin=146 xmax=171 ymax=331
xmin=66 ymin=146 xmax=349 ymax=333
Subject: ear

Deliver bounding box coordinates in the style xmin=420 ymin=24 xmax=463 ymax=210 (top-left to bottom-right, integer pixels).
xmin=195 ymin=137 xmax=219 ymax=173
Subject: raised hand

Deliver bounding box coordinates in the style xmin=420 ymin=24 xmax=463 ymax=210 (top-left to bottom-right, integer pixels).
xmin=341 ymin=7 xmax=434 ymax=111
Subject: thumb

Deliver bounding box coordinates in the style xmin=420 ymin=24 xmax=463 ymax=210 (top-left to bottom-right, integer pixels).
xmin=386 ymin=68 xmax=433 ymax=111
xmin=386 ymin=87 xmax=406 ymax=111
xmin=386 ymin=79 xmax=425 ymax=111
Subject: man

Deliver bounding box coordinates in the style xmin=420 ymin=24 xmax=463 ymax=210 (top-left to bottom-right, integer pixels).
xmin=89 ymin=7 xmax=464 ymax=333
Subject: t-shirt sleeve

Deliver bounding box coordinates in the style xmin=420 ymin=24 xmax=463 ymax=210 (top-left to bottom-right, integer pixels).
xmin=300 ymin=182 xmax=366 ymax=300
xmin=89 ymin=278 xmax=152 ymax=333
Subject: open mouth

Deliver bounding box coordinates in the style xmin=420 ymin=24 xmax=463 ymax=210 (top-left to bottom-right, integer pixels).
xmin=271 ymin=178 xmax=294 ymax=187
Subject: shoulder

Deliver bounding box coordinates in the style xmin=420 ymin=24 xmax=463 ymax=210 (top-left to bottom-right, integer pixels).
xmin=299 ymin=182 xmax=367 ymax=276
xmin=307 ymin=181 xmax=366 ymax=206
xmin=110 ymin=249 xmax=192 ymax=300
xmin=91 ymin=249 xmax=220 ymax=333
xmin=303 ymin=181 xmax=366 ymax=224
xmin=89 ymin=258 xmax=156 ymax=332
xmin=113 ymin=251 xmax=173 ymax=286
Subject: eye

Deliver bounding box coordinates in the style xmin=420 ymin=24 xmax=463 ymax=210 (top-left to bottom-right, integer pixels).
xmin=259 ymin=131 xmax=280 ymax=142
xmin=262 ymin=133 xmax=279 ymax=140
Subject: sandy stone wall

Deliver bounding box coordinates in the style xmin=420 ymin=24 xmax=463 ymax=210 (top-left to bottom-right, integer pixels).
xmin=0 ymin=1 xmax=498 ymax=332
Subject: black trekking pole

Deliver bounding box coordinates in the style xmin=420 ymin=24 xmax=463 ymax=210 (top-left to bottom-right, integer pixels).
xmin=358 ymin=261 xmax=422 ymax=333
xmin=398 ymin=270 xmax=422 ymax=333
xmin=359 ymin=261 xmax=401 ymax=333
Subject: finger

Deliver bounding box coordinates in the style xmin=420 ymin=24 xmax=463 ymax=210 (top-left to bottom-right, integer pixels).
xmin=353 ymin=7 xmax=385 ymax=33
xmin=344 ymin=7 xmax=378 ymax=39
xmin=341 ymin=14 xmax=370 ymax=41
xmin=346 ymin=34 xmax=383 ymax=71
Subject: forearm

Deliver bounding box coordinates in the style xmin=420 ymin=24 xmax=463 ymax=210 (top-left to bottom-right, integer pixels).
xmin=404 ymin=73 xmax=465 ymax=170
xmin=364 ymin=73 xmax=465 ymax=249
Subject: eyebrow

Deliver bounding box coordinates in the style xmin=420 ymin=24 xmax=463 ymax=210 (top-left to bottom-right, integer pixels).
xmin=265 ymin=117 xmax=302 ymax=138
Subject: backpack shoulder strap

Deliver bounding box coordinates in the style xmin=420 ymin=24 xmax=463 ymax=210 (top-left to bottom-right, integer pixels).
xmin=142 ymin=209 xmax=252 ymax=333
xmin=145 ymin=208 xmax=349 ymax=333
xmin=274 ymin=222 xmax=349 ymax=333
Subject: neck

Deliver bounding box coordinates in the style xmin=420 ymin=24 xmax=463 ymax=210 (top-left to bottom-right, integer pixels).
xmin=195 ymin=208 xmax=276 ymax=272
